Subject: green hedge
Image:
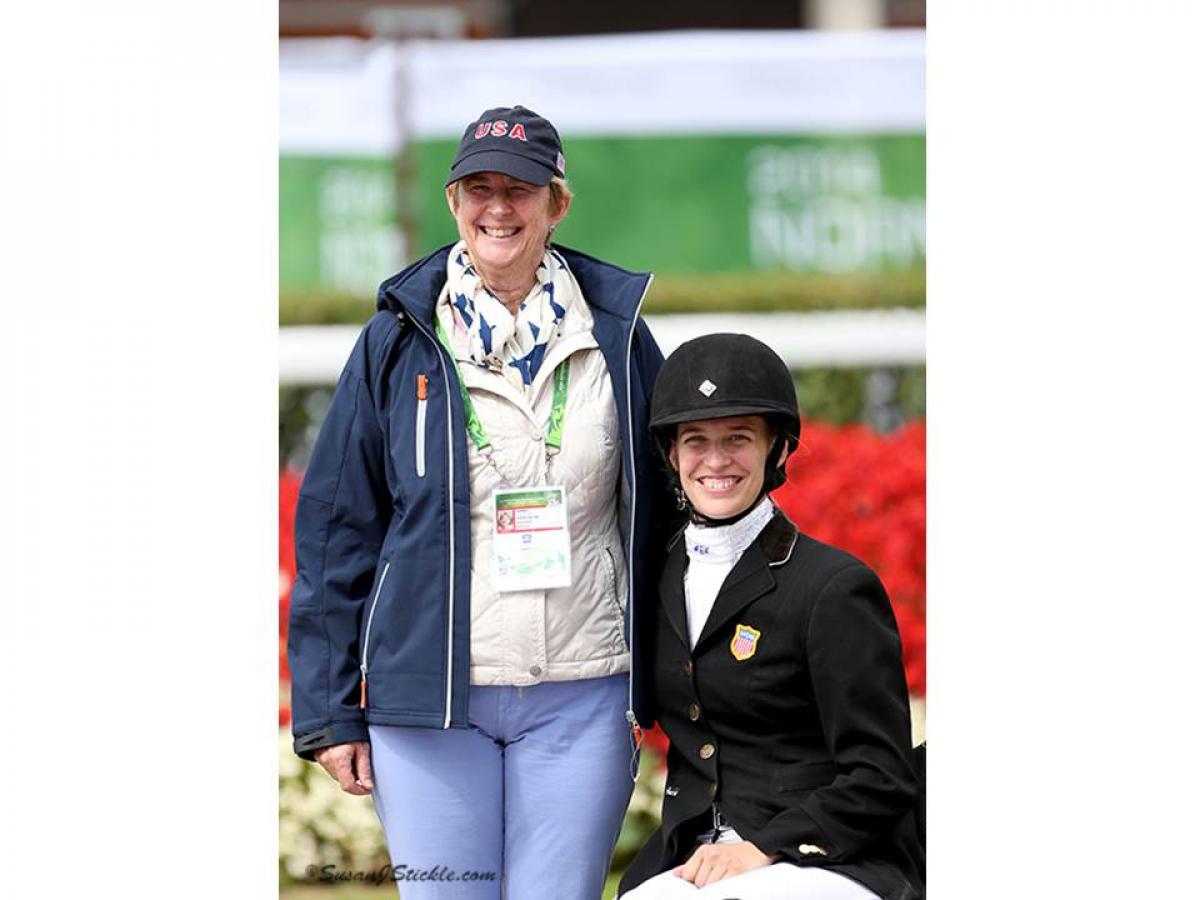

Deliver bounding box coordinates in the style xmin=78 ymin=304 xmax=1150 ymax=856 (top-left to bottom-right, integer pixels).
xmin=642 ymin=268 xmax=925 ymax=315
xmin=795 ymin=367 xmax=926 ymax=427
xmin=279 ymin=267 xmax=925 ymax=326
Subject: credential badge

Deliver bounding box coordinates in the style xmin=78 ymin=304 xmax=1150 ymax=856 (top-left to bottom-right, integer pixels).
xmin=730 ymin=623 xmax=761 ymax=661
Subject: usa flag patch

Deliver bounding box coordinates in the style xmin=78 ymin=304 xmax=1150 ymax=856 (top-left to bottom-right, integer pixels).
xmin=730 ymin=623 xmax=761 ymax=661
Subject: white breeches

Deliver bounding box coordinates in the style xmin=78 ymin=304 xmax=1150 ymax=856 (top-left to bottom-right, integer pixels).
xmin=622 ymin=862 xmax=881 ymax=900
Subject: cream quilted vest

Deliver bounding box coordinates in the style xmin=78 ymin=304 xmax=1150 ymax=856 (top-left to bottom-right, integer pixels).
xmin=435 ymin=287 xmax=628 ymax=686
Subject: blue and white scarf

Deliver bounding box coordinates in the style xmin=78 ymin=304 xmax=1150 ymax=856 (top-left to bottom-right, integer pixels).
xmin=444 ymin=241 xmax=576 ymax=390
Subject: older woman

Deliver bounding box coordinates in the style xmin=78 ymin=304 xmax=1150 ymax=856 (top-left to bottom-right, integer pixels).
xmin=619 ymin=334 xmax=924 ymax=899
xmin=288 ymin=105 xmax=669 ymax=898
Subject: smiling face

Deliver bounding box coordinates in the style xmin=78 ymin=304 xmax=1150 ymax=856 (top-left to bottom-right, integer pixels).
xmin=446 ymin=171 xmax=569 ymax=298
xmin=669 ymin=415 xmax=780 ymax=520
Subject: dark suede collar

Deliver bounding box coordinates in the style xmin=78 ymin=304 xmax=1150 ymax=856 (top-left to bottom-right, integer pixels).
xmin=760 ymin=508 xmax=799 ymax=567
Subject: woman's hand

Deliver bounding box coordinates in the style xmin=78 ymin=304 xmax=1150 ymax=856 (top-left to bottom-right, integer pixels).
xmin=314 ymin=741 xmax=374 ymax=795
xmin=672 ymin=841 xmax=777 ymax=888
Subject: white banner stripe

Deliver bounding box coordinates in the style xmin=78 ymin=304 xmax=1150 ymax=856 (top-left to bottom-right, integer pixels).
xmin=281 ymin=31 xmax=925 ymax=154
xmin=279 ymin=310 xmax=926 ymax=385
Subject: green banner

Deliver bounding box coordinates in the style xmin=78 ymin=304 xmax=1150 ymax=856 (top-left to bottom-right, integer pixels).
xmin=279 ymin=156 xmax=402 ymax=292
xmin=417 ymin=134 xmax=924 ymax=275
xmin=280 ymin=134 xmax=924 ymax=291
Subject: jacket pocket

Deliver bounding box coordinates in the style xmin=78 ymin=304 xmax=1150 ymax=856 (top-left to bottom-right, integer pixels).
xmin=772 ymin=761 xmax=838 ymax=792
xmin=415 ymin=374 xmax=428 ymax=478
xmin=358 ymin=559 xmax=393 ymax=708
xmin=603 ymin=546 xmax=629 ymax=652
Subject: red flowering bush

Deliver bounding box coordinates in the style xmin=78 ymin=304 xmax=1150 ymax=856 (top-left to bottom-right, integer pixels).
xmin=771 ymin=420 xmax=926 ymax=695
xmin=277 ymin=419 xmax=926 ymax=729
xmin=279 ymin=469 xmax=303 ymax=727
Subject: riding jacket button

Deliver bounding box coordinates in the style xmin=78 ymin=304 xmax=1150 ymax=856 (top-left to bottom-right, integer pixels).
xmin=797 ymin=844 xmax=828 ymax=856
xmin=682 ymin=661 xmax=694 ymax=677
xmin=698 ymin=743 xmax=715 ymax=760
xmin=687 ymin=703 xmax=700 ymax=721
xmin=707 ymin=782 xmax=718 ymax=799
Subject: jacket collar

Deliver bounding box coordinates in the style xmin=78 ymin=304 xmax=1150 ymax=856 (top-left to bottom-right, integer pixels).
xmin=376 ymin=242 xmax=650 ymax=325
xmin=759 ymin=507 xmax=799 ymax=567
xmin=660 ymin=509 xmax=798 ymax=651
xmin=376 ymin=245 xmax=452 ymax=323
xmin=554 ymin=244 xmax=649 ymax=321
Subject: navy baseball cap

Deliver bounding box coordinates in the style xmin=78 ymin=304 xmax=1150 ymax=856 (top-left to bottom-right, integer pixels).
xmin=445 ymin=105 xmax=566 ymax=188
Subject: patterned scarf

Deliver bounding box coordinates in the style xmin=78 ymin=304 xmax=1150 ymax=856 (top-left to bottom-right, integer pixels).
xmin=444 ymin=240 xmax=576 ymax=389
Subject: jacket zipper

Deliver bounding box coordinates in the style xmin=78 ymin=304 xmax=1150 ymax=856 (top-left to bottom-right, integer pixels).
xmin=412 ymin=320 xmax=457 ymax=729
xmin=623 ymin=272 xmax=654 ymax=780
xmin=358 ymin=561 xmax=392 ymax=709
xmin=415 ymin=373 xmax=428 ymax=477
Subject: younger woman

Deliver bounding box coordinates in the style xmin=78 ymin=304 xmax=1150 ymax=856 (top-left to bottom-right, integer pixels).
xmin=620 ymin=334 xmax=924 ymax=900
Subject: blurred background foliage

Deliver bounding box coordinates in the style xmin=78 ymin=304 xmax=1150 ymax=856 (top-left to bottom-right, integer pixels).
xmin=280 ymin=365 xmax=926 ymax=471
xmin=280 ymin=267 xmax=925 ymax=325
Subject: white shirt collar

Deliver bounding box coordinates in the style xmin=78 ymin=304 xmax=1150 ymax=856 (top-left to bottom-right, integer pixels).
xmin=684 ymin=497 xmax=775 ymax=567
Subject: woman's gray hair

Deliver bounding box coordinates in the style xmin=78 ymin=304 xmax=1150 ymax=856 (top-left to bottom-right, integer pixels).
xmin=547 ymin=176 xmax=572 ymax=217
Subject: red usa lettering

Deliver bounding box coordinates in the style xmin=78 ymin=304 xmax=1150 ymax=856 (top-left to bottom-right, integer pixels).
xmin=473 ymin=120 xmax=528 ymax=142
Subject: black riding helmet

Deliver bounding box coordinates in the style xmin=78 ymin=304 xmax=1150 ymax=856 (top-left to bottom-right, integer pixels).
xmin=650 ymin=333 xmax=801 ymax=524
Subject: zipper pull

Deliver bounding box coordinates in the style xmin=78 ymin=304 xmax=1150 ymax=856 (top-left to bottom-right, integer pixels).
xmin=626 ymin=709 xmax=644 ymax=783
xmin=417 ymin=373 xmax=428 ymax=401
xmin=626 ymin=708 xmax=644 ymax=746
xmin=359 ymin=663 xmax=368 ymax=709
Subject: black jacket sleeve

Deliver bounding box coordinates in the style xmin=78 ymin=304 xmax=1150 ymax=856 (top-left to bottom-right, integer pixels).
xmin=752 ymin=564 xmax=918 ymax=862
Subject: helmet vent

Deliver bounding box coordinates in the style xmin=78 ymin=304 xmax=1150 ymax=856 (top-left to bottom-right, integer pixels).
xmin=697 ymin=379 xmax=717 ymax=397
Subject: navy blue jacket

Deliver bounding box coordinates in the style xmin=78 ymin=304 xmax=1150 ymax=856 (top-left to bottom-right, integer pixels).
xmin=288 ymin=245 xmax=672 ymax=759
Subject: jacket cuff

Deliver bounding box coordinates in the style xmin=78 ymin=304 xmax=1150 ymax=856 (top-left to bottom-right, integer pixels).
xmin=293 ymin=719 xmax=371 ymax=761
xmin=748 ymin=807 xmax=840 ymax=864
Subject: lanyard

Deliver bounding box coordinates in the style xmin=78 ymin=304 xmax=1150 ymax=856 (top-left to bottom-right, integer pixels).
xmin=434 ymin=318 xmax=570 ymax=454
